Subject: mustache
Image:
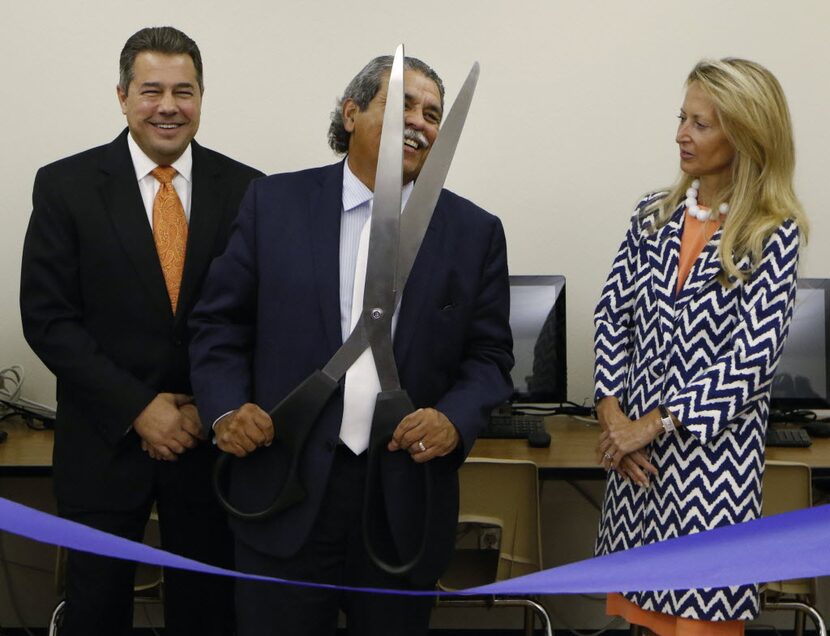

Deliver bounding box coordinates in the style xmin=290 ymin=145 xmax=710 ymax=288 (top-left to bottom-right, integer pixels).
xmin=404 ymin=128 xmax=429 ymax=150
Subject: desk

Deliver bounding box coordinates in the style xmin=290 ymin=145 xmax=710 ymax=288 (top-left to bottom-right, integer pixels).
xmin=3 ymin=414 xmax=830 ymax=478
xmin=0 ymin=417 xmax=53 ymax=475
xmin=470 ymin=415 xmax=830 ymax=479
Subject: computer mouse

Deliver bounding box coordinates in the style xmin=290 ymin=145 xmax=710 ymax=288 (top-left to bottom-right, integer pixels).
xmin=803 ymin=421 xmax=830 ymax=438
xmin=527 ymin=429 xmax=551 ymax=448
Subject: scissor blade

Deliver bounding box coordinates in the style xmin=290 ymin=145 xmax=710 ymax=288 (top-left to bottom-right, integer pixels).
xmin=321 ymin=318 xmax=370 ymax=382
xmin=362 ymin=44 xmax=405 ymax=313
xmin=396 ymin=62 xmax=480 ymax=297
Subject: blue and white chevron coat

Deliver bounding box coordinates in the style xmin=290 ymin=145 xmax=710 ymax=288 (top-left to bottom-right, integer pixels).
xmin=593 ymin=194 xmax=800 ymax=621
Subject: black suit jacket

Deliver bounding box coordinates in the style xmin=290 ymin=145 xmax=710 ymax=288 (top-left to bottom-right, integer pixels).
xmin=20 ymin=129 xmax=263 ymax=511
xmin=189 ymin=161 xmax=513 ymax=583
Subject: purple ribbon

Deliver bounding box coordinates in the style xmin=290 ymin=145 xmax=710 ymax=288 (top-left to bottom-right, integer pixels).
xmin=1 ymin=496 xmax=828 ymax=595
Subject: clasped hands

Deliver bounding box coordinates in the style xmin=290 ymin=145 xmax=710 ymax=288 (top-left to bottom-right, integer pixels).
xmin=595 ymin=397 xmax=660 ymax=488
xmin=134 ymin=393 xmax=206 ymax=461
xmin=214 ymin=403 xmax=459 ymax=463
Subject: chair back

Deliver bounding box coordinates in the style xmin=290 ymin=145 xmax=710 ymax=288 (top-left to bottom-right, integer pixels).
xmin=440 ymin=458 xmax=542 ymax=589
xmin=763 ymin=460 xmax=811 ymax=515
xmin=762 ymin=460 xmax=813 ymax=595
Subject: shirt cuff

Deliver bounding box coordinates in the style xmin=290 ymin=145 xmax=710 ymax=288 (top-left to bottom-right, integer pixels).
xmin=211 ymin=410 xmax=236 ymax=445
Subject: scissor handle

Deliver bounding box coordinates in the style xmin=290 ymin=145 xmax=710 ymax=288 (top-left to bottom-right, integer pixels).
xmin=362 ymin=389 xmax=432 ymax=576
xmin=212 ymin=370 xmax=339 ymax=521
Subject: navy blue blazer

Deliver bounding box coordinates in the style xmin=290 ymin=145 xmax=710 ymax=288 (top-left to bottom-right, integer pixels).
xmin=189 ymin=160 xmax=513 ymax=583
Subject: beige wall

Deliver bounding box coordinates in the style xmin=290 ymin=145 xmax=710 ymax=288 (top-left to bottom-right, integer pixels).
xmin=1 ymin=0 xmax=829 ymax=629
xmin=4 ymin=0 xmax=829 ymax=408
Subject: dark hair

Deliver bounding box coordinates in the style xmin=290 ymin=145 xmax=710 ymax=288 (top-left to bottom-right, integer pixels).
xmin=119 ymin=26 xmax=203 ymax=94
xmin=328 ymin=55 xmax=444 ymax=154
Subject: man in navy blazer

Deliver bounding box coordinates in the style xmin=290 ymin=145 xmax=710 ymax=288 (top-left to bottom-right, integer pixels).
xmin=189 ymin=54 xmax=513 ymax=636
xmin=20 ymin=27 xmax=262 ymax=636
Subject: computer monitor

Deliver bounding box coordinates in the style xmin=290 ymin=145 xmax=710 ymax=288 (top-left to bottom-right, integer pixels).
xmin=770 ymin=278 xmax=830 ymax=412
xmin=508 ymin=275 xmax=567 ymax=403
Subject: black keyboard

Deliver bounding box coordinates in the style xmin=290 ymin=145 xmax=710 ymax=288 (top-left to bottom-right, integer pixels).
xmin=766 ymin=427 xmax=812 ymax=448
xmin=480 ymin=414 xmax=545 ymax=439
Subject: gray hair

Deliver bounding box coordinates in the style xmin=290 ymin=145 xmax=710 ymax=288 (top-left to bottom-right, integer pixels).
xmin=328 ymin=55 xmax=445 ymax=154
xmin=119 ymin=26 xmax=203 ymax=94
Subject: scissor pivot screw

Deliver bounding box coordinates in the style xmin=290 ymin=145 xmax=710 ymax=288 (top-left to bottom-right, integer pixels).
xmin=370 ymin=308 xmax=384 ymax=320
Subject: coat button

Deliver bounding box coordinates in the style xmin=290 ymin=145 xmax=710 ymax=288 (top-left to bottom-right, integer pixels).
xmin=324 ymin=440 xmax=336 ymax=452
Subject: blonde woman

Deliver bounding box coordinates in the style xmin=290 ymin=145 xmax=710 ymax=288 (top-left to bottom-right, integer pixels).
xmin=593 ymin=58 xmax=807 ymax=635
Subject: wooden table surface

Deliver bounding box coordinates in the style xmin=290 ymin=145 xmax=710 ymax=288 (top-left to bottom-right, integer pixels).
xmin=0 ymin=417 xmax=53 ymax=473
xmin=3 ymin=414 xmax=830 ymax=477
xmin=470 ymin=415 xmax=830 ymax=478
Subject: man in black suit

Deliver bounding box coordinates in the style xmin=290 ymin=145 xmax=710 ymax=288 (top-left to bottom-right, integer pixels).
xmin=189 ymin=55 xmax=513 ymax=635
xmin=20 ymin=26 xmax=262 ymax=636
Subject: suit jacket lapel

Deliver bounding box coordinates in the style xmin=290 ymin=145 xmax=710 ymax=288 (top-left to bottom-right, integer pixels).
xmin=393 ymin=194 xmax=444 ymax=367
xmin=645 ymin=204 xmax=683 ymax=356
xmin=673 ymin=225 xmax=723 ymax=317
xmin=99 ymin=130 xmax=171 ymax=317
xmin=178 ymin=140 xmax=222 ymax=324
xmin=309 ymin=162 xmax=346 ymax=356
xmin=309 ymin=162 xmax=440 ymax=368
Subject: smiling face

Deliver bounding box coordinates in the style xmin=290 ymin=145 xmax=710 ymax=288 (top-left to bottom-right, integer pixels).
xmin=343 ymin=69 xmax=443 ymax=190
xmin=117 ymin=51 xmax=202 ymax=165
xmin=676 ymin=82 xmax=736 ymax=198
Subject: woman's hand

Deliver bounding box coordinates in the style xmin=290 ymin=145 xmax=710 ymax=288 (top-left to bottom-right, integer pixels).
xmin=595 ymin=398 xmax=661 ymax=486
xmin=614 ymin=449 xmax=658 ymax=487
xmin=596 ymin=396 xmax=628 ymax=432
xmin=597 ymin=407 xmax=663 ymax=467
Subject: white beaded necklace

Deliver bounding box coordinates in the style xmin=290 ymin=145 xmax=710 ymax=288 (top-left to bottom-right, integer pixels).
xmin=685 ymin=179 xmax=729 ymax=221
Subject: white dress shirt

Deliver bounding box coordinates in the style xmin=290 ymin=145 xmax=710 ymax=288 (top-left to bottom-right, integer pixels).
xmin=127 ymin=133 xmax=193 ymax=227
xmin=338 ymin=160 xmax=413 ymax=453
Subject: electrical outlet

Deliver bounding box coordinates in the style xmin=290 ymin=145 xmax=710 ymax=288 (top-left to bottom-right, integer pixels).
xmin=478 ymin=527 xmax=501 ymax=551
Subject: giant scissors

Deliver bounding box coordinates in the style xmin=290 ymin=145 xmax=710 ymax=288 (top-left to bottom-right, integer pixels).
xmin=213 ymin=46 xmax=479 ymax=575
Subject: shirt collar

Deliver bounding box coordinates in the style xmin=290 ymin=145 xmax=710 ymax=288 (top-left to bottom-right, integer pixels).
xmin=342 ymin=157 xmax=414 ymax=212
xmin=127 ymin=132 xmax=193 ymax=183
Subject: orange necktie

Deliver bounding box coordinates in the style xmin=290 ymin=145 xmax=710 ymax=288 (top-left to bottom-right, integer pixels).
xmin=151 ymin=166 xmax=188 ymax=314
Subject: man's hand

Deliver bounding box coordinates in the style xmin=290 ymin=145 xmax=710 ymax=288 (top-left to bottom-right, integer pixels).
xmin=388 ymin=408 xmax=459 ymax=464
xmin=214 ymin=403 xmax=274 ymax=458
xmin=179 ymin=402 xmax=203 ymax=432
xmin=134 ymin=393 xmax=204 ymax=461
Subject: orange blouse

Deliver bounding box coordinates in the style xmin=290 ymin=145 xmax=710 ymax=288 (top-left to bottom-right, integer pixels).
xmin=676 ymin=210 xmax=721 ymax=294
